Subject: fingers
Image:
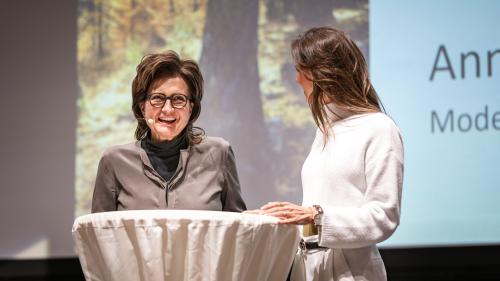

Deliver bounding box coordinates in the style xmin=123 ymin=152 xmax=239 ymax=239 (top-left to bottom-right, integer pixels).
xmin=260 ymin=206 xmax=288 ymax=214
xmin=258 ymin=202 xmax=314 ymax=225
xmin=260 ymin=201 xmax=287 ymax=210
xmin=278 ymin=214 xmax=311 ymax=225
xmin=260 ymin=206 xmax=303 ymax=220
xmin=261 ymin=209 xmax=289 ymax=219
xmin=260 ymin=201 xmax=298 ymax=212
xmin=243 ymin=208 xmax=290 ymax=220
xmin=267 ymin=210 xmax=312 ymax=224
xmin=243 ymin=209 xmax=263 ymax=215
xmin=268 ymin=204 xmax=307 ymax=213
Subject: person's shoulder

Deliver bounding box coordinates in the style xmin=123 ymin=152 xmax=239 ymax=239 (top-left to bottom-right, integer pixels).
xmin=360 ymin=113 xmax=403 ymax=148
xmin=191 ymin=136 xmax=233 ymax=163
xmin=362 ymin=112 xmax=401 ymax=134
xmin=101 ymin=141 xmax=141 ymax=160
xmin=197 ymin=136 xmax=231 ymax=150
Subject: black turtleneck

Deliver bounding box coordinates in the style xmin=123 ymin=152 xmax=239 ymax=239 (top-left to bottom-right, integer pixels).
xmin=141 ymin=131 xmax=188 ymax=181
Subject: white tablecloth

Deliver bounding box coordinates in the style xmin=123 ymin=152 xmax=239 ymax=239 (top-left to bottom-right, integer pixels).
xmin=72 ymin=210 xmax=300 ymax=281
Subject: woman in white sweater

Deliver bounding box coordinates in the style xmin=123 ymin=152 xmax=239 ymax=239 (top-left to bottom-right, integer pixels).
xmin=260 ymin=27 xmax=404 ymax=281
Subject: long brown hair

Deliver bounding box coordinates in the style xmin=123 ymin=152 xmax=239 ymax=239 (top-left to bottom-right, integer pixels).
xmin=291 ymin=27 xmax=383 ymax=136
xmin=131 ymin=50 xmax=204 ymax=144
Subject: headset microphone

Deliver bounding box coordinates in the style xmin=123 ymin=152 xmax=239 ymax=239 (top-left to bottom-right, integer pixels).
xmin=139 ymin=117 xmax=155 ymax=124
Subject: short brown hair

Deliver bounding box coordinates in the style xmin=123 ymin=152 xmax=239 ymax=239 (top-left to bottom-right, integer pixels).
xmin=131 ymin=50 xmax=204 ymax=144
xmin=291 ymin=27 xmax=383 ymax=135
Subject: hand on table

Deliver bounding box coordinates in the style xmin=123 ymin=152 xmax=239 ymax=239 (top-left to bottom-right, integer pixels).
xmin=243 ymin=209 xmax=264 ymax=215
xmin=259 ymin=201 xmax=315 ymax=225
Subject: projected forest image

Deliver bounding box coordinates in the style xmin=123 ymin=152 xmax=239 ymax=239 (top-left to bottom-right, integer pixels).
xmin=76 ymin=0 xmax=368 ymax=216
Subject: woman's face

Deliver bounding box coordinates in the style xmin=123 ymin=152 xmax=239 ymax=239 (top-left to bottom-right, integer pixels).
xmin=142 ymin=76 xmax=192 ymax=142
xmin=295 ymin=69 xmax=314 ymax=99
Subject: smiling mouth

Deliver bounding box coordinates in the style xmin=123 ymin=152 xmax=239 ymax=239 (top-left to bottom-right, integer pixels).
xmin=158 ymin=117 xmax=176 ymax=124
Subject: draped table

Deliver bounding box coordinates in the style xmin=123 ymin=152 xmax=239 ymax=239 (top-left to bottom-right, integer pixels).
xmin=72 ymin=210 xmax=301 ymax=281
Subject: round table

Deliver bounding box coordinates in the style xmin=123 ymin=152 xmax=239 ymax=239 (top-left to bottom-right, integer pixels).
xmin=72 ymin=210 xmax=300 ymax=281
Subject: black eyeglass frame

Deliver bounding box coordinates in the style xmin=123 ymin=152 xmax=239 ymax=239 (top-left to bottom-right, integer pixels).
xmin=146 ymin=93 xmax=192 ymax=109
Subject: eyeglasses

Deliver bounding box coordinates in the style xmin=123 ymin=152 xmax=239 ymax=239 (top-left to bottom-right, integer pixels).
xmin=147 ymin=93 xmax=191 ymax=109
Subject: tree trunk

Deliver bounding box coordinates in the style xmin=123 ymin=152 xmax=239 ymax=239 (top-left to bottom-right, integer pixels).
xmin=289 ymin=0 xmax=336 ymax=32
xmin=199 ymin=0 xmax=274 ymax=207
xmin=130 ymin=0 xmax=136 ymax=42
xmin=96 ymin=0 xmax=106 ymax=59
xmin=192 ymin=0 xmax=200 ymax=11
xmin=169 ymin=0 xmax=175 ymax=13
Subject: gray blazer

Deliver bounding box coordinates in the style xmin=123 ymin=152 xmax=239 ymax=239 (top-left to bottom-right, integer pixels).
xmin=91 ymin=136 xmax=246 ymax=213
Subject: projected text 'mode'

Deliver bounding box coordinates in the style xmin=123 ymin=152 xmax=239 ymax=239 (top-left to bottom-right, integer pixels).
xmin=431 ymin=106 xmax=500 ymax=133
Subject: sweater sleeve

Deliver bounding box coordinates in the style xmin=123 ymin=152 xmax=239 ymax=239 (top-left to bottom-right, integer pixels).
xmin=91 ymin=152 xmax=118 ymax=213
xmin=220 ymin=144 xmax=247 ymax=212
xmin=318 ymin=122 xmax=404 ymax=249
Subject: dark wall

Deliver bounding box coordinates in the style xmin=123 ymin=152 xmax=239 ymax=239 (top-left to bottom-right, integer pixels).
xmin=381 ymin=245 xmax=500 ymax=281
xmin=1 ymin=246 xmax=500 ymax=280
xmin=0 ymin=0 xmax=78 ymax=258
xmin=0 ymin=1 xmax=499 ymax=281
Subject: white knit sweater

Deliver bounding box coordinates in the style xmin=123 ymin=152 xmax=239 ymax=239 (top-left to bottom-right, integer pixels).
xmin=298 ymin=112 xmax=404 ymax=281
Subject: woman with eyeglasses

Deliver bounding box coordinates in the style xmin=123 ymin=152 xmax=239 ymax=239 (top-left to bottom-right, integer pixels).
xmin=258 ymin=27 xmax=404 ymax=281
xmin=91 ymin=51 xmax=246 ymax=213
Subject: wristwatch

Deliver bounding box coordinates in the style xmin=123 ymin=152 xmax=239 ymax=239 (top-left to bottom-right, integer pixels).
xmin=312 ymin=204 xmax=324 ymax=226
